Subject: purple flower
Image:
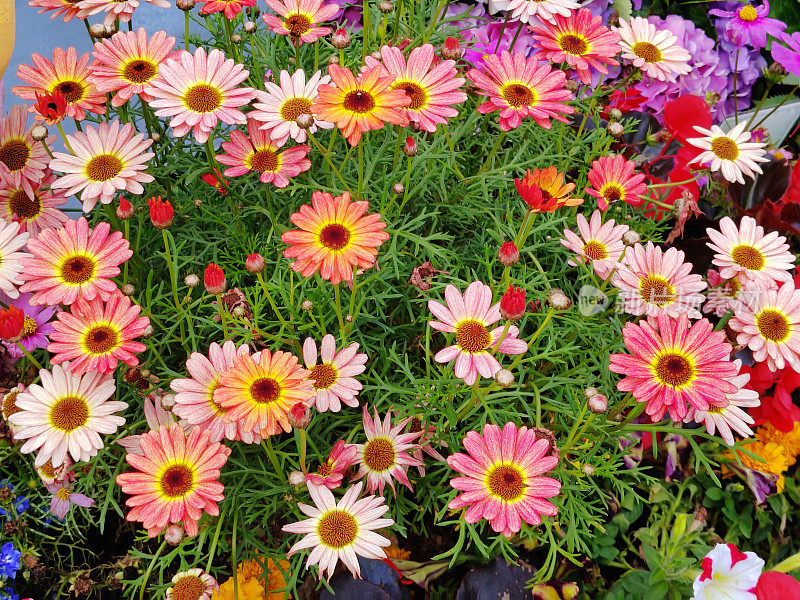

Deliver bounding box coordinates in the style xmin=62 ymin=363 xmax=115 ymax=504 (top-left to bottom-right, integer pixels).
xmin=0 ymin=293 xmax=56 ymax=359
xmin=709 ymin=1 xmax=786 ymax=49
xmin=728 ymin=465 xmax=778 ymax=505
xmin=46 ymin=481 xmax=93 ymax=521
xmin=771 ymin=31 xmax=800 ymax=77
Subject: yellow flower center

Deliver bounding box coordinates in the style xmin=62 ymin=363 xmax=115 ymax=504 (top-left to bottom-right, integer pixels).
xmin=285 ymin=12 xmax=312 ymax=36
xmin=122 ymin=59 xmax=158 ymax=84
xmin=723 ymin=277 xmax=741 ymax=298
xmin=756 ymin=308 xmax=790 ymax=342
xmin=738 ymin=5 xmax=758 ymax=21
xmin=455 ymin=319 xmax=492 ymax=354
xmin=342 ymin=90 xmax=376 ymax=114
xmin=183 ymin=83 xmax=223 ymax=113
xmin=38 ymin=459 xmax=60 ymax=480
xmin=653 ymin=351 xmax=695 ymax=388
xmin=9 ymin=189 xmax=41 ymax=220
xmin=317 ymin=509 xmax=358 ymax=549
xmin=82 ymin=324 xmax=121 ymax=356
xmin=583 ymin=240 xmax=609 ymax=261
xmin=318 ymin=223 xmax=351 ymax=251
xmin=731 ymin=244 xmax=764 ymax=271
xmin=248 ymin=148 xmax=280 ymax=173
xmin=249 ymin=377 xmax=282 ymax=404
xmin=601 ymin=183 xmax=625 ymax=203
xmin=500 ymin=83 xmax=536 ymax=108
xmin=639 ymin=275 xmax=675 ymax=306
xmin=159 ymin=463 xmax=195 ymax=499
xmin=711 ymin=136 xmax=740 ymax=161
xmin=2 ymin=389 xmax=21 ymax=420
xmin=22 ymin=316 xmax=38 ymax=337
xmin=632 ymin=41 xmax=663 ymax=63
xmin=86 ymin=153 xmax=123 ymax=182
xmin=59 ymin=253 xmax=96 ymax=285
xmin=280 ymin=97 xmax=313 ymax=122
xmin=394 ymin=80 xmax=428 ymax=110
xmin=49 ymin=395 xmax=89 ymax=433
xmin=56 ymin=488 xmax=72 ymax=501
xmin=53 ymin=79 xmax=85 ymax=103
xmin=558 ymin=33 xmax=590 ymax=56
xmin=362 ymin=437 xmax=395 ymax=472
xmin=171 ymin=575 xmax=206 ymax=600
xmin=0 ymin=139 xmax=31 ymax=172
xmin=486 ymin=464 xmax=526 ymax=502
xmin=309 ymin=363 xmax=338 ymax=390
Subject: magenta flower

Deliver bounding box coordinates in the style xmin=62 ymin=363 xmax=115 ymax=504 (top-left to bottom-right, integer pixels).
xmin=47 ymin=480 xmax=94 ymax=520
xmin=1 ymin=293 xmax=56 ymax=358
xmin=709 ymin=1 xmax=786 ymax=49
xmin=771 ymin=31 xmax=800 ymax=77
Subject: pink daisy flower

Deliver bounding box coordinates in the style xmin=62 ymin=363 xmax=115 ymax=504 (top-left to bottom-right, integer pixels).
xmin=90 ymin=28 xmax=178 ymax=108
xmin=19 ymin=217 xmax=132 ymax=306
xmin=491 ymin=0 xmax=579 ymax=24
xmin=13 ymin=47 xmax=107 ymax=122
xmin=706 ymin=216 xmax=795 ymax=288
xmin=28 ymin=0 xmax=83 ymax=21
xmin=47 ymin=293 xmax=150 ymax=375
xmin=251 ymin=69 xmax=333 ymax=145
xmin=117 ymin=393 xmax=187 ymax=455
xmin=614 ymin=17 xmax=692 ymax=82
xmin=728 ymin=281 xmax=800 ymax=372
xmin=0 ymin=171 xmax=70 ymax=236
xmin=612 ymin=242 xmax=707 ymax=319
xmin=468 ymin=50 xmax=574 ymax=132
xmin=302 ymin=334 xmax=367 ymax=413
xmin=703 ymin=269 xmax=748 ymax=317
xmin=684 ymin=360 xmax=759 ymax=446
xmin=77 ymin=0 xmax=171 ymax=27
xmin=529 ymin=8 xmax=621 ymax=85
xmin=560 ymin=210 xmax=629 ymax=280
xmin=48 ymin=120 xmax=155 ymax=212
xmin=447 ymin=422 xmax=561 ymax=538
xmin=47 ymin=480 xmax=94 ymax=520
xmin=304 ymin=439 xmax=357 ymax=489
xmin=0 ymin=105 xmax=56 ymax=198
xmin=262 ymin=0 xmax=338 ymax=44
xmin=585 ymin=154 xmax=648 ymax=211
xmin=352 ymin=406 xmax=423 ymax=496
xmin=363 ymin=43 xmax=467 ymax=133
xmin=609 ymin=313 xmax=739 ymax=422
xmin=145 ymin=47 xmax=255 ymax=144
xmin=0 ymin=221 xmax=30 ymax=300
xmin=692 ymin=544 xmax=764 ymax=600
xmin=199 ymin=0 xmax=256 ymax=18
xmin=428 ymin=280 xmax=528 ymax=386
xmin=171 ymin=341 xmax=263 ymax=444
xmin=216 ymin=119 xmax=311 ymax=187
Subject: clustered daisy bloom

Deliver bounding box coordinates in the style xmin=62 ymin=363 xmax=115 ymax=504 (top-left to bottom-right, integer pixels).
xmin=302 ymin=334 xmax=367 ymax=413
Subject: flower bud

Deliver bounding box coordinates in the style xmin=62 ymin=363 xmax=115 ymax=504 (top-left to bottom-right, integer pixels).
xmin=164 ymin=524 xmax=185 ymax=546
xmin=176 ymin=0 xmax=195 ymax=10
xmin=621 ymin=230 xmax=640 ymax=246
xmin=705 ymin=91 xmax=721 ymax=107
xmin=608 ymin=107 xmax=622 ymax=120
xmin=0 ymin=306 xmax=25 ymax=343
xmin=141 ymin=324 xmax=154 ymax=339
xmin=546 ymin=288 xmax=571 ymax=310
xmin=500 ymin=285 xmax=526 ymax=321
xmin=231 ymin=33 xmax=243 ymax=44
xmin=244 ymin=20 xmax=256 ymax=33
xmin=160 ymin=393 xmax=176 ymax=410
xmin=331 ymin=27 xmax=351 ymax=49
xmin=564 ymin=79 xmax=580 ymax=92
xmin=105 ymin=23 xmax=118 ymax=36
xmin=441 ymin=36 xmax=463 ymax=60
xmin=345 ymin=314 xmax=353 ymax=323
xmin=31 ymin=125 xmax=49 ymax=141
xmin=495 ymin=369 xmax=514 ymax=388
xmin=204 ymin=263 xmax=226 ymax=295
xmin=588 ymin=393 xmax=608 ymax=413
xmin=147 ymin=195 xmax=173 ymax=229
xmin=245 ymin=253 xmax=266 ymax=274
xmin=581 ymin=463 xmax=595 ymax=476
xmin=497 ymin=241 xmax=519 ymax=266
xmin=288 ymin=470 xmax=305 ymax=486
xmin=89 ymin=23 xmax=107 ymax=38
xmin=116 ymin=197 xmax=135 ymax=220
xmin=301 ymin=299 xmax=313 ymax=311
xmin=295 ymin=113 xmax=315 ymax=129
xmin=607 ymin=121 xmax=624 ymax=138
xmin=392 ymin=182 xmax=404 ymax=195
xmin=327 ymin=54 xmax=340 ymax=65
xmin=403 ymin=136 xmax=417 ymax=157
xmin=766 ymin=61 xmax=787 ymax=84
xmin=288 ymin=402 xmax=311 ymax=429
xmin=121 ymin=283 xmax=135 ymax=296
xmin=378 ymin=0 xmax=393 ymax=11
xmin=584 ymin=386 xmax=598 ymax=399
xmin=184 ymin=274 xmax=200 ymax=288
xmin=231 ymin=305 xmax=245 ymax=318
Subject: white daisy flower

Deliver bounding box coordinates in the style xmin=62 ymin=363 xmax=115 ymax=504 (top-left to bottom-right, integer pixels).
xmin=614 ymin=16 xmax=692 ymax=82
xmin=688 ymin=122 xmax=768 ymax=184
xmin=491 ymin=0 xmax=579 ymax=24
xmin=0 ymin=220 xmax=30 ymax=299
xmin=302 ymin=334 xmax=367 ymax=413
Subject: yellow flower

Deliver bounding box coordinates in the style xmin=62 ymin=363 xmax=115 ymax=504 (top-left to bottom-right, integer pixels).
xmin=730 ymin=422 xmax=800 ymax=492
xmin=211 ymin=559 xmax=290 ymax=600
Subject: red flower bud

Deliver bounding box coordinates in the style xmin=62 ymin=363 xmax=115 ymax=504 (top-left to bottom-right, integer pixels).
xmin=498 ymin=241 xmax=519 ymax=266
xmin=116 ymin=197 xmax=135 ymax=220
xmin=331 ymin=27 xmax=351 ymax=49
xmin=288 ymin=402 xmax=311 ymax=429
xmin=147 ymin=195 xmax=173 ymax=229
xmin=245 ymin=253 xmax=266 ymax=274
xmin=204 ymin=263 xmax=226 ymax=295
xmin=499 ymin=285 xmax=526 ymax=321
xmin=33 ymin=90 xmax=67 ymax=125
xmin=442 ymin=36 xmax=463 ymax=60
xmin=200 ymin=171 xmax=229 ymax=195
xmin=0 ymin=306 xmax=25 ymax=343
xmin=403 ymin=136 xmax=418 ymax=157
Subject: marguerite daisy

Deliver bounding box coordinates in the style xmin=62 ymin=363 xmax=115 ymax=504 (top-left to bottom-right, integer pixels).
xmin=584 ymin=154 xmax=648 ymax=211
xmin=492 ymin=0 xmax=579 ymax=24
xmin=302 ymin=334 xmax=367 ymax=413
xmin=262 ymin=0 xmax=338 ymax=44
xmin=0 ymin=172 xmax=70 ymax=236
xmin=0 ymin=220 xmax=30 ymax=300
xmin=165 ymin=569 xmax=218 ymax=600
xmin=0 ymin=105 xmax=55 ymax=197
xmin=614 ymin=17 xmax=692 ymax=82
xmin=560 ymin=210 xmax=629 ymax=280
xmin=688 ymin=122 xmax=768 ymax=184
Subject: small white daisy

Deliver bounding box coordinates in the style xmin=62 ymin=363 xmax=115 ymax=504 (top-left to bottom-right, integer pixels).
xmin=688 ymin=122 xmax=768 ymax=184
xmin=614 ymin=16 xmax=692 ymax=82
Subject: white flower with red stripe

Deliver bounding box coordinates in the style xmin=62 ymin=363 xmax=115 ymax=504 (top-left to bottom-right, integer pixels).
xmin=692 ymin=543 xmax=764 ymax=600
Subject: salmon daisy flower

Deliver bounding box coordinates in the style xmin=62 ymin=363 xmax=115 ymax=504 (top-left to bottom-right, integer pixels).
xmin=282 ymin=191 xmax=389 ymax=285
xmin=352 ymin=406 xmax=423 ymax=495
xmin=703 ymin=269 xmax=748 ymax=317
xmin=529 ymin=8 xmax=621 ymax=85
xmin=612 ymin=242 xmax=707 ymax=319
xmin=171 ymin=341 xmax=262 ymax=444
xmin=77 ymin=0 xmax=170 ymax=27
xmin=48 ymin=120 xmax=155 ymax=212
xmin=8 ymin=363 xmax=125 ymax=467
xmin=363 ymin=44 xmax=467 ymax=133
xmin=262 ymin=0 xmax=338 ymax=44
xmin=313 ymin=64 xmax=410 ymax=146
xmin=0 ymin=221 xmax=31 ymax=300
xmin=729 ymin=281 xmax=800 ymax=372
xmin=560 ymin=210 xmax=629 ymax=280
xmin=302 ymin=334 xmax=367 ymax=413
xmin=199 ymin=0 xmax=255 ymax=19
xmin=145 ymin=47 xmax=255 ymax=144
xmin=47 ymin=293 xmax=150 ymax=375
xmin=90 ymin=28 xmax=177 ymax=109
xmin=13 ymin=47 xmax=107 ymax=121
xmin=0 ymin=173 xmax=70 ymax=237
xmin=214 ymin=348 xmax=315 ymax=435
xmin=28 ymin=0 xmax=83 ymax=21
xmin=468 ymin=50 xmax=574 ymax=132
xmin=706 ymin=216 xmax=795 ymax=287
xmin=0 ymin=105 xmax=56 ymax=197
xmin=19 ymin=217 xmax=132 ymax=306
xmin=283 ymin=481 xmax=394 ymax=581
xmin=688 ymin=122 xmax=768 ymax=184
xmin=515 ymin=166 xmax=581 ymax=212
xmin=166 ymin=569 xmax=218 ymax=600
xmin=609 ymin=313 xmax=739 ymax=422
xmin=428 ymin=281 xmax=528 ymax=386
xmin=493 ymin=0 xmax=579 ymax=24
xmin=117 ymin=393 xmax=186 ymax=456
xmin=585 ymin=154 xmax=647 ymax=211
xmin=251 ymin=69 xmax=333 ymax=145
xmin=305 ymin=440 xmax=357 ymax=489
xmin=116 ymin=423 xmax=231 ymax=537
xmin=215 ymin=119 xmax=311 ymax=188
xmin=447 ymin=422 xmax=561 ymax=538
xmin=614 ymin=17 xmax=692 ymax=82
xmin=684 ymin=360 xmax=759 ymax=446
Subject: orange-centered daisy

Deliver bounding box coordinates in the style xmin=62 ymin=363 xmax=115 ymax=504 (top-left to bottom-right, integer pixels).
xmin=263 ymin=0 xmax=338 ymax=44
xmin=312 ymin=64 xmax=410 ymax=146
xmin=282 ymin=190 xmax=390 ymax=285
xmin=214 ymin=348 xmax=315 ymax=435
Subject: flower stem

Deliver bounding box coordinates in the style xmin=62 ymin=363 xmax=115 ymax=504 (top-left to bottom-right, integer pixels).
xmin=362 ymin=0 xmax=372 ymax=58
xmin=733 ymin=48 xmax=740 ymax=123
xmin=139 ymin=540 xmax=167 ymax=600
xmin=528 ymin=308 xmax=554 ymax=345
xmin=184 ymin=10 xmax=190 ymax=50
xmin=16 ymin=342 xmax=43 ymax=371
xmin=56 ymin=122 xmax=73 ymax=153
xmin=333 ymin=283 xmax=345 ymax=332
xmin=478 ymin=131 xmax=506 ymax=175
xmin=357 ymin=141 xmax=364 ymax=200
xmin=261 ymin=438 xmax=285 ymax=479
xmin=162 ymin=229 xmax=182 ymax=311
xmin=215 ymin=293 xmax=229 ymax=339
xmin=751 ymin=86 xmax=799 ymax=132
xmin=307 ymin=132 xmax=355 ymax=196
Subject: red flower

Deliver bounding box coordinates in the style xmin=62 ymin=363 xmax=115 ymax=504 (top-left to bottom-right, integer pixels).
xmin=403 ymin=136 xmax=418 ymax=157
xmin=602 ymin=89 xmax=645 ymax=118
xmin=755 ymin=572 xmax=800 ymax=600
xmin=442 ymin=36 xmax=463 ymax=60
xmin=500 ymin=286 xmax=526 ymax=321
xmin=497 ymin=241 xmax=519 ymax=266
xmin=201 ymin=171 xmax=229 ymax=195
xmin=204 ymin=263 xmax=226 ymax=295
xmin=663 ymin=95 xmax=712 ymax=145
xmin=0 ymin=306 xmax=25 ymax=342
xmin=33 ymin=90 xmax=67 ymax=125
xmin=743 ymin=362 xmax=800 ymax=432
xmin=147 ymin=196 xmax=173 ymax=229
xmin=116 ymin=197 xmax=135 ymax=220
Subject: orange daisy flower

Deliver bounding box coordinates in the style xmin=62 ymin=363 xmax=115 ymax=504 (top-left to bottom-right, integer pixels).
xmin=515 ymin=166 xmax=582 ymax=212
xmin=281 ymin=191 xmax=389 ymax=285
xmin=312 ymin=64 xmax=410 ymax=146
xmin=214 ymin=349 xmax=315 ymax=436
